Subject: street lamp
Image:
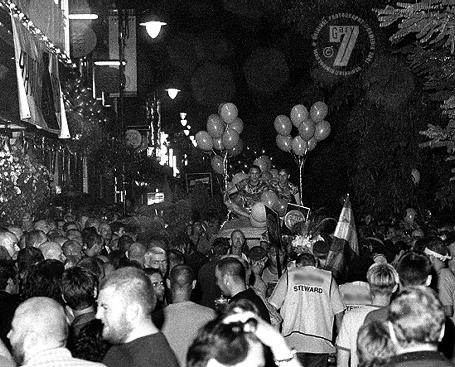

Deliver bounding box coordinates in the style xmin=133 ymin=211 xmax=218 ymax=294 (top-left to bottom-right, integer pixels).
xmin=166 ymin=88 xmax=180 ymax=100
xmin=140 ymin=20 xmax=167 ymax=39
xmin=116 ymin=5 xmax=171 ymax=207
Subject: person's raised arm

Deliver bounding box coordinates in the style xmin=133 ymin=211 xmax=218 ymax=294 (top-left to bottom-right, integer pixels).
xmin=223 ymin=311 xmax=302 ymax=367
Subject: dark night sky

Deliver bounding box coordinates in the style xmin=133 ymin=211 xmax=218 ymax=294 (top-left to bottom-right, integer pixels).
xmin=81 ymin=0 xmax=392 ymax=212
xmin=91 ymin=0 xmax=315 ymax=155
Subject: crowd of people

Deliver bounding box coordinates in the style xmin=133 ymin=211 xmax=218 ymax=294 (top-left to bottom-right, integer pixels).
xmin=1 ymin=169 xmax=455 ymax=367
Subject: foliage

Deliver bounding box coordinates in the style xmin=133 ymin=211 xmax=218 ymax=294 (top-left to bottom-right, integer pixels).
xmin=345 ymin=98 xmax=424 ymax=217
xmin=376 ymin=1 xmax=455 ymax=182
xmin=377 ymin=2 xmax=455 ymax=49
xmin=0 ymin=138 xmax=51 ymax=225
xmin=276 ymin=0 xmax=389 ymax=40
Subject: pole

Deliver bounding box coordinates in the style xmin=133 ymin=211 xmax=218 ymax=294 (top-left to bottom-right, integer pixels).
xmin=154 ymin=91 xmax=162 ymax=157
xmin=118 ymin=6 xmax=126 ymax=133
xmin=146 ymin=91 xmax=161 ymax=158
xmin=220 ymin=151 xmax=232 ymax=229
xmin=118 ymin=2 xmax=127 ymax=215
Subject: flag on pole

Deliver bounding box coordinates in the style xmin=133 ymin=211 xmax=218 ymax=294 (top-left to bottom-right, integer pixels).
xmin=334 ymin=194 xmax=359 ymax=256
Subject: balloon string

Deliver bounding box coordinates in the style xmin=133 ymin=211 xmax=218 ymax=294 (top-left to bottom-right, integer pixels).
xmin=222 ymin=151 xmax=231 ymax=227
xmin=223 ymin=151 xmax=228 ymax=193
xmin=298 ymin=153 xmax=307 ymax=205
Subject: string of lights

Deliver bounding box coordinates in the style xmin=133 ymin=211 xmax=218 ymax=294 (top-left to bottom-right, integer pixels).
xmin=0 ymin=0 xmax=76 ymax=68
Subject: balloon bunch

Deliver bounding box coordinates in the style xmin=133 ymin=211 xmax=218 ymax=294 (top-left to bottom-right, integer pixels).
xmin=195 ymin=103 xmax=245 ymax=189
xmin=63 ymin=75 xmax=110 ymax=128
xmin=61 ymin=74 xmax=112 ymax=154
xmin=275 ymin=101 xmax=331 ymax=198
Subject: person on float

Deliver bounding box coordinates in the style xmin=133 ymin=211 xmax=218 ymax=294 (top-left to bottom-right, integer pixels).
xmin=272 ymin=168 xmax=301 ymax=205
xmin=260 ymin=170 xmax=272 ymax=185
xmin=269 ymin=168 xmax=279 ymax=186
xmin=226 ymin=165 xmax=268 ymax=218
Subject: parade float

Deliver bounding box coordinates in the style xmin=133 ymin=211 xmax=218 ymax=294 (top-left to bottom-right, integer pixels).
xmin=194 ymin=101 xmax=331 ymax=247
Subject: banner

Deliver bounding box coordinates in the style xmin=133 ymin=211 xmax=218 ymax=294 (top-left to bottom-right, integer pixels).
xmin=11 ymin=16 xmax=69 ymax=136
xmin=108 ymin=10 xmax=137 ymax=94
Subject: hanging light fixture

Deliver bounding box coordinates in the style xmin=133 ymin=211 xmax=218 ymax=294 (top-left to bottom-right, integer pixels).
xmin=68 ymin=13 xmax=98 ymax=20
xmin=94 ymin=60 xmax=126 ymax=66
xmin=140 ymin=20 xmax=167 ymax=39
xmin=165 ymin=88 xmax=180 ymax=100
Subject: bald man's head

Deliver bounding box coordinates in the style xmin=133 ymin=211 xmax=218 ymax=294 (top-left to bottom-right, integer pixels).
xmin=9 ymin=297 xmax=68 ymax=364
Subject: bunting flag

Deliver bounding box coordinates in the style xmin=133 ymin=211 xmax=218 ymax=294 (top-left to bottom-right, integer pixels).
xmin=334 ymin=194 xmax=359 ymax=255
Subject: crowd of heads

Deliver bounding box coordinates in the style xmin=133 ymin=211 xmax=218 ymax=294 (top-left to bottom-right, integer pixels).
xmin=0 ymin=203 xmax=455 ymax=367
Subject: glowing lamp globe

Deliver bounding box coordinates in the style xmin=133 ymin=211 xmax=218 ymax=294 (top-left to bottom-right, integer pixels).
xmin=166 ymin=88 xmax=180 ymax=99
xmin=140 ymin=21 xmax=167 ymax=39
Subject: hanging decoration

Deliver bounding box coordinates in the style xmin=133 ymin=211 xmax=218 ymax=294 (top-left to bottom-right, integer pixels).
xmin=9 ymin=10 xmax=71 ymax=135
xmin=2 ymin=0 xmax=75 ymax=67
xmin=195 ymin=102 xmax=244 ymax=185
xmin=275 ymin=101 xmax=331 ymax=199
xmin=195 ymin=102 xmax=245 ymax=221
xmin=61 ymin=73 xmax=112 ymax=154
